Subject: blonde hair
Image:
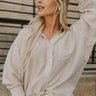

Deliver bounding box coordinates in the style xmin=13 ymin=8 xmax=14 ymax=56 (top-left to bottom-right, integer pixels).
xmin=19 ymin=0 xmax=70 ymax=82
xmin=29 ymin=0 xmax=70 ymax=31
xmin=55 ymin=0 xmax=70 ymax=31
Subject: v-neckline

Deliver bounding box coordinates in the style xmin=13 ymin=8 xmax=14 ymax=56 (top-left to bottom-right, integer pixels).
xmin=42 ymin=31 xmax=60 ymax=41
xmin=40 ymin=31 xmax=66 ymax=45
xmin=42 ymin=32 xmax=58 ymax=41
xmin=39 ymin=25 xmax=66 ymax=44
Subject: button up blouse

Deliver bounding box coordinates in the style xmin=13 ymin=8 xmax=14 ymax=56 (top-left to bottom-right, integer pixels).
xmin=2 ymin=0 xmax=96 ymax=96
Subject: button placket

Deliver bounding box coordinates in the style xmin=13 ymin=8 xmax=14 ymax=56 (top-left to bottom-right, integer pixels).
xmin=44 ymin=43 xmax=53 ymax=77
xmin=39 ymin=42 xmax=54 ymax=95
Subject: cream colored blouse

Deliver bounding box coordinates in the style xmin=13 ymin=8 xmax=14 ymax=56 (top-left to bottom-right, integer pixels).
xmin=2 ymin=0 xmax=96 ymax=96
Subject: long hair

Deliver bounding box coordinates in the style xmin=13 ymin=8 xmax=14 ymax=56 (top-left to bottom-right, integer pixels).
xmin=55 ymin=0 xmax=70 ymax=31
xmin=19 ymin=0 xmax=70 ymax=82
xmin=29 ymin=0 xmax=70 ymax=31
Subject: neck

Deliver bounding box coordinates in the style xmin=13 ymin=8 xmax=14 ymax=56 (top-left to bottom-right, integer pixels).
xmin=44 ymin=14 xmax=60 ymax=33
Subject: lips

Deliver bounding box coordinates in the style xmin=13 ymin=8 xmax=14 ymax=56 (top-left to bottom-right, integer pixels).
xmin=37 ymin=5 xmax=45 ymax=11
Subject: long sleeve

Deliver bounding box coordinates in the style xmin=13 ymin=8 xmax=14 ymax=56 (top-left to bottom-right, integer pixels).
xmin=2 ymin=28 xmax=26 ymax=96
xmin=70 ymin=0 xmax=96 ymax=47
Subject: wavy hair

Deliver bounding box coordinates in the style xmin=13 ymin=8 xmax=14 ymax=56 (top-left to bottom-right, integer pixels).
xmin=19 ymin=0 xmax=70 ymax=82
xmin=29 ymin=0 xmax=70 ymax=31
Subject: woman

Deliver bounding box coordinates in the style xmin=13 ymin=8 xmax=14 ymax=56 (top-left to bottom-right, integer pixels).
xmin=2 ymin=0 xmax=96 ymax=96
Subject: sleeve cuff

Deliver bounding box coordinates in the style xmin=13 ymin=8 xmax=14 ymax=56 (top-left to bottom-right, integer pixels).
xmin=9 ymin=86 xmax=25 ymax=96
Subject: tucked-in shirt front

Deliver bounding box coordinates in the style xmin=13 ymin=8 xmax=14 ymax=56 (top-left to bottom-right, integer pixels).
xmin=2 ymin=0 xmax=96 ymax=96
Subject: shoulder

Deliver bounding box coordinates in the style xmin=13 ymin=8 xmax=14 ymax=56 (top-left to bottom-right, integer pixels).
xmin=19 ymin=25 xmax=32 ymax=34
xmin=17 ymin=25 xmax=33 ymax=39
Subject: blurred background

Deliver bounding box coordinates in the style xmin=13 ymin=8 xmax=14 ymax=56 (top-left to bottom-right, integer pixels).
xmin=0 ymin=0 xmax=96 ymax=96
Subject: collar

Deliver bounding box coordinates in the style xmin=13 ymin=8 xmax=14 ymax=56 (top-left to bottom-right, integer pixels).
xmin=40 ymin=30 xmax=65 ymax=45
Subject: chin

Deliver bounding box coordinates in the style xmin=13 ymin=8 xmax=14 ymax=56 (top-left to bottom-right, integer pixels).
xmin=37 ymin=13 xmax=46 ymax=17
xmin=38 ymin=13 xmax=52 ymax=17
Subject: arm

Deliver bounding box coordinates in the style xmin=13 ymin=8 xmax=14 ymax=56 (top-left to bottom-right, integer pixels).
xmin=2 ymin=28 xmax=26 ymax=96
xmin=70 ymin=0 xmax=96 ymax=46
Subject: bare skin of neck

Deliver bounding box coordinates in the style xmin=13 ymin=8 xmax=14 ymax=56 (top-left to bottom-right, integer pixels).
xmin=42 ymin=14 xmax=60 ymax=40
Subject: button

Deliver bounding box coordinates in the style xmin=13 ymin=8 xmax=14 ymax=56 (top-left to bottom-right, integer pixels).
xmin=40 ymin=89 xmax=47 ymax=96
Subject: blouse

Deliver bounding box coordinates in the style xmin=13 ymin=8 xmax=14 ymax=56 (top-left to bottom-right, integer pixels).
xmin=2 ymin=0 xmax=96 ymax=96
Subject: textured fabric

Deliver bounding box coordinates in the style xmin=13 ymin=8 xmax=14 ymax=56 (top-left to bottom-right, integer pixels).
xmin=2 ymin=0 xmax=96 ymax=96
